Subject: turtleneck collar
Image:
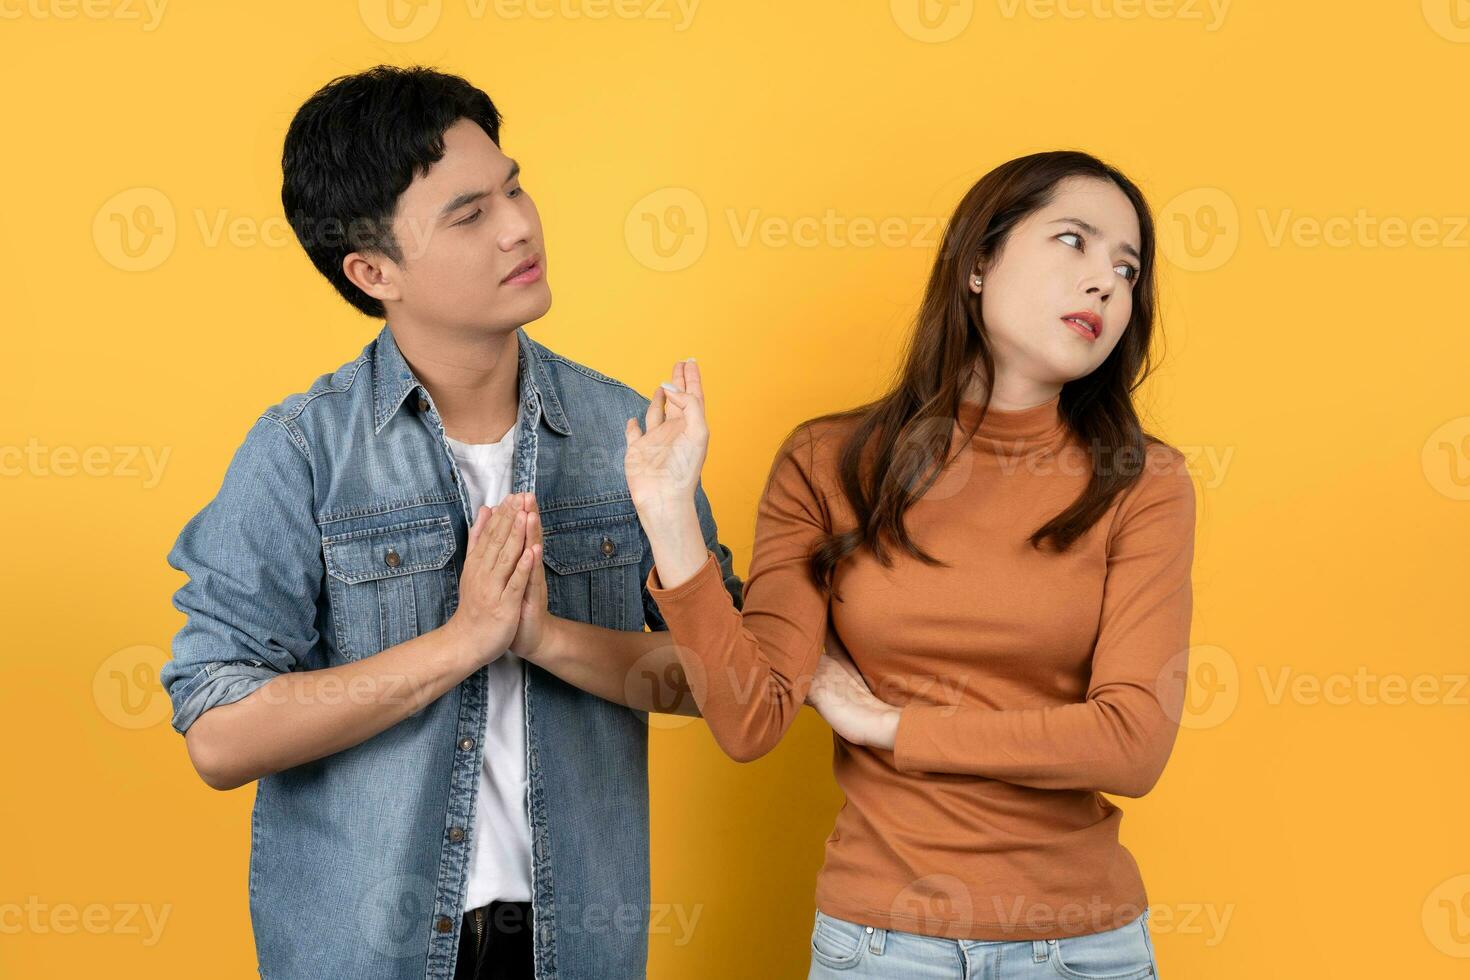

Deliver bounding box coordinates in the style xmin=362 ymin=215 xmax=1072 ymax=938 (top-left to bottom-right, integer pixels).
xmin=956 ymin=392 xmax=1069 ymax=448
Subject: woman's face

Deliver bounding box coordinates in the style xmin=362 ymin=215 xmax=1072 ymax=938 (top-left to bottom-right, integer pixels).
xmin=974 ymin=175 xmax=1143 ymax=387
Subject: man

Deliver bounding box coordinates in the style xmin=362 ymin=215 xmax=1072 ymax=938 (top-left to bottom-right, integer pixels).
xmin=160 ymin=65 xmax=742 ymax=980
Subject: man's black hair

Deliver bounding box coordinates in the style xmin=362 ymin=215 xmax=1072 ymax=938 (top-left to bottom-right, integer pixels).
xmin=281 ymin=65 xmax=503 ymax=317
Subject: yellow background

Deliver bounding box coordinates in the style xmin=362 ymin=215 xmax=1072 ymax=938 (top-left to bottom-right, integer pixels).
xmin=3 ymin=0 xmax=1468 ymax=976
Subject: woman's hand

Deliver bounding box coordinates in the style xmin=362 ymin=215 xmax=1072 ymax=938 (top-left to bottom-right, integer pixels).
xmin=806 ymin=622 xmax=901 ymax=750
xmin=624 ymin=359 xmax=707 ymax=515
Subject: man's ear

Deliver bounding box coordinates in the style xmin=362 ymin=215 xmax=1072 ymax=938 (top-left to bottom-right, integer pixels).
xmin=342 ymin=250 xmax=403 ymax=306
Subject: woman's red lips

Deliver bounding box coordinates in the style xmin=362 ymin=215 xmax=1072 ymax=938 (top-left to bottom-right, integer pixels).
xmin=1061 ymin=311 xmax=1101 ymax=339
xmin=501 ymin=254 xmax=542 ymax=284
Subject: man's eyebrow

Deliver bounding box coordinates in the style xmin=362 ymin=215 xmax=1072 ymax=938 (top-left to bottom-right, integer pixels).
xmin=439 ymin=189 xmax=489 ymax=219
xmin=437 ymin=161 xmax=521 ymax=219
xmin=1050 ymin=216 xmax=1141 ymax=262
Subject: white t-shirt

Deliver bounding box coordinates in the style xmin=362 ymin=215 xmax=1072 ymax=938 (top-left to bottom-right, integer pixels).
xmin=444 ymin=424 xmax=533 ymax=907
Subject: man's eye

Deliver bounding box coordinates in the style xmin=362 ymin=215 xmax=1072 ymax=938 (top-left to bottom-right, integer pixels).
xmin=506 ymin=184 xmax=523 ymax=199
xmin=455 ymin=209 xmax=482 ymax=226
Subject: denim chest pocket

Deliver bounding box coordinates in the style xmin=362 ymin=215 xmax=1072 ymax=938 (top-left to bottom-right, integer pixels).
xmin=541 ymin=509 xmax=644 ymax=630
xmin=322 ymin=515 xmax=457 ymax=660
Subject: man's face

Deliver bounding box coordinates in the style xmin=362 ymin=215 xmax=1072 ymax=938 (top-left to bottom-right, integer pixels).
xmin=380 ymin=117 xmax=551 ymax=333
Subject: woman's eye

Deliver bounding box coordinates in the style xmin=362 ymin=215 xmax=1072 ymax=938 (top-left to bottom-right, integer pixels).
xmin=1061 ymin=230 xmax=1136 ymax=282
xmin=455 ymin=208 xmax=482 ymax=226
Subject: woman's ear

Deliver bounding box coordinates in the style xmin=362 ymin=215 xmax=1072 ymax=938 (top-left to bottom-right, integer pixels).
xmin=968 ymin=254 xmax=986 ymax=294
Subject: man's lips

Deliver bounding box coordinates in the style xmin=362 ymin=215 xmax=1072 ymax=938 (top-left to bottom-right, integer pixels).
xmin=501 ymin=254 xmax=543 ymax=285
xmin=1061 ymin=310 xmax=1101 ymax=339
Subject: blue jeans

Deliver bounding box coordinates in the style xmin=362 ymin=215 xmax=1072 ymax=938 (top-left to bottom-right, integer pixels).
xmin=807 ymin=908 xmax=1158 ymax=979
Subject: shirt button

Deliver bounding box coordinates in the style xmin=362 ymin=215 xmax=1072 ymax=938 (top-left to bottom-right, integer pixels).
xmin=600 ymin=536 xmax=616 ymax=557
xmin=417 ymin=395 xmax=430 ymax=413
xmin=384 ymin=548 xmax=401 ymax=568
xmin=434 ymin=915 xmax=454 ymax=933
xmin=865 ymin=926 xmax=874 ymax=933
xmin=448 ymin=827 xmax=465 ymax=842
xmin=459 ymin=737 xmax=476 ymax=751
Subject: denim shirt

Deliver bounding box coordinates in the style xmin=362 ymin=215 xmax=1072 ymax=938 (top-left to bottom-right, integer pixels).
xmin=161 ymin=324 xmax=743 ymax=980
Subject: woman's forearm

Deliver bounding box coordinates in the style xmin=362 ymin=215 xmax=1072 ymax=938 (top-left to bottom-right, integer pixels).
xmin=629 ymin=404 xmax=833 ymax=762
xmin=633 ymin=492 xmax=709 ymax=590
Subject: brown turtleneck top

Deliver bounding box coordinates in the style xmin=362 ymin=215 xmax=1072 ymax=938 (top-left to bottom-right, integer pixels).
xmin=645 ymin=393 xmax=1197 ymax=939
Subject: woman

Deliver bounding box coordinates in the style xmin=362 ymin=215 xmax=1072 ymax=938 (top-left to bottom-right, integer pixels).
xmin=624 ymin=151 xmax=1196 ymax=978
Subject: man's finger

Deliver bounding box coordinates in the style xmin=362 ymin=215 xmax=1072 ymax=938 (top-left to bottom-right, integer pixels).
xmin=482 ymin=498 xmax=517 ymax=567
xmin=502 ymin=545 xmax=535 ymax=603
xmin=468 ymin=505 xmax=493 ymax=551
xmin=525 ymin=507 xmax=547 ymax=598
xmin=519 ymin=540 xmax=545 ymax=618
xmin=683 ymin=359 xmax=702 ymax=399
xmin=466 ymin=505 xmax=489 ymax=557
xmin=491 ymin=509 xmax=528 ymax=586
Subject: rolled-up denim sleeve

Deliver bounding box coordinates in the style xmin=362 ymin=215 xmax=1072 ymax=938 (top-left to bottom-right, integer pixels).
xmin=160 ymin=415 xmax=322 ymax=735
xmin=641 ymin=478 xmax=743 ymax=632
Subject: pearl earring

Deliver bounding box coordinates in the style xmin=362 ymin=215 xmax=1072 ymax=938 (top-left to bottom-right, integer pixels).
xmin=971 ymin=275 xmax=983 ymax=288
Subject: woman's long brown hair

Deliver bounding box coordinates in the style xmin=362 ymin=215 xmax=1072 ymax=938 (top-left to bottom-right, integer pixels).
xmin=797 ymin=150 xmax=1168 ymax=600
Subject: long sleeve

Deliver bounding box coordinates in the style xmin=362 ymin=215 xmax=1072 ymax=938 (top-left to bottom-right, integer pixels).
xmin=640 ymin=477 xmax=744 ymax=630
xmin=644 ymin=426 xmax=831 ymax=762
xmin=891 ymin=451 xmax=1197 ymax=797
